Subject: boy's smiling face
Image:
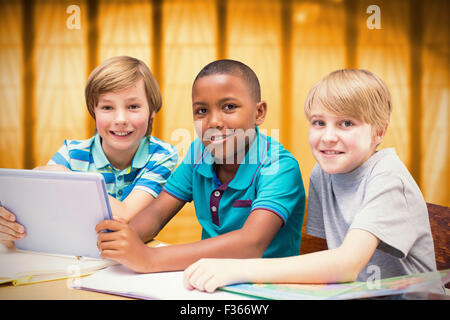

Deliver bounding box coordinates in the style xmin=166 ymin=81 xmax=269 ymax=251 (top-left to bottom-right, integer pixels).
xmin=94 ymin=79 xmax=151 ymax=169
xmin=192 ymin=74 xmax=266 ymax=163
xmin=308 ymin=103 xmax=384 ymax=174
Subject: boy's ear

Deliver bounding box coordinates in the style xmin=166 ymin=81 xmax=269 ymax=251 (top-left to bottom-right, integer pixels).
xmin=151 ymin=110 xmax=156 ymax=119
xmin=373 ymin=122 xmax=388 ymax=145
xmin=255 ymin=101 xmax=267 ymax=126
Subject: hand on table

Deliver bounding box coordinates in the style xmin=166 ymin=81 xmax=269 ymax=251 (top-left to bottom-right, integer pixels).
xmin=183 ymin=258 xmax=246 ymax=293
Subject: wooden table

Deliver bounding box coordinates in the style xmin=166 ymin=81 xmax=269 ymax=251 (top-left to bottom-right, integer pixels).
xmin=0 ymin=241 xmax=164 ymax=300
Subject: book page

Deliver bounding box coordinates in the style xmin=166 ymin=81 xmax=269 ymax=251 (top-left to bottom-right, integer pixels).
xmin=222 ymin=270 xmax=450 ymax=300
xmin=75 ymin=264 xmax=252 ymax=300
xmin=0 ymin=247 xmax=115 ymax=279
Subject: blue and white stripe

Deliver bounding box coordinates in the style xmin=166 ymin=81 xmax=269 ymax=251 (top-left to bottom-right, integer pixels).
xmin=48 ymin=134 xmax=178 ymax=201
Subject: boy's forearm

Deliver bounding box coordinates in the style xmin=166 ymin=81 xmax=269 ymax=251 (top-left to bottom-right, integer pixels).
xmin=108 ymin=196 xmax=133 ymax=221
xmin=33 ymin=164 xmax=71 ymax=171
xmin=128 ymin=191 xmax=186 ymax=243
xmin=238 ymin=229 xmax=379 ymax=285
xmin=129 ymin=206 xmax=164 ymax=243
xmin=108 ymin=193 xmax=154 ymax=224
xmin=239 ymin=248 xmax=359 ymax=284
xmin=147 ymin=230 xmax=266 ymax=273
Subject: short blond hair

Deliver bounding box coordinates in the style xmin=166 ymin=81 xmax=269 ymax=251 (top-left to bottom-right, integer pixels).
xmin=304 ymin=69 xmax=392 ymax=130
xmin=85 ymin=56 xmax=161 ymax=135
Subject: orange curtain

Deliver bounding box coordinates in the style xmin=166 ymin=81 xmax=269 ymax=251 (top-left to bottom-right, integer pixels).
xmin=0 ymin=0 xmax=448 ymax=215
xmin=0 ymin=1 xmax=23 ymax=169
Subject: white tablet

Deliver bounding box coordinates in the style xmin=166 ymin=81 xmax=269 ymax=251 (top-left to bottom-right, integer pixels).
xmin=0 ymin=168 xmax=112 ymax=258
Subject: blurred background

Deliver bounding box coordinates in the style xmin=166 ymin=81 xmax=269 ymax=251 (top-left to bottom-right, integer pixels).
xmin=0 ymin=0 xmax=448 ymax=244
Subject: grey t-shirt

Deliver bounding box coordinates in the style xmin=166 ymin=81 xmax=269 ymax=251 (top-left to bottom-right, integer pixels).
xmin=306 ymin=148 xmax=440 ymax=287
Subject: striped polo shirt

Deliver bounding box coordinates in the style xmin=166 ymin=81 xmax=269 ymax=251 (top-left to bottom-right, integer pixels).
xmin=48 ymin=133 xmax=178 ymax=201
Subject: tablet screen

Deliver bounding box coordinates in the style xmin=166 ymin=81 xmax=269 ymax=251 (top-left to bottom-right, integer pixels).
xmin=0 ymin=169 xmax=112 ymax=258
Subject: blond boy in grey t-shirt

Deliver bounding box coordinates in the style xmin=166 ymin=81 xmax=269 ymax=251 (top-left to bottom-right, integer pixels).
xmin=306 ymin=149 xmax=437 ymax=282
xmin=182 ymin=69 xmax=443 ymax=295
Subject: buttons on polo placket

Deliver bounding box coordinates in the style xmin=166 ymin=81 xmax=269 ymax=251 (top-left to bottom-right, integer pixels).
xmin=210 ymin=188 xmax=224 ymax=226
xmin=211 ymin=190 xmax=222 ymax=212
xmin=116 ymin=173 xmax=125 ymax=199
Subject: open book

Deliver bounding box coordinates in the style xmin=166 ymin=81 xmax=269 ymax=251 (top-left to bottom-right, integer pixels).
xmin=220 ymin=269 xmax=450 ymax=300
xmin=0 ymin=246 xmax=116 ymax=286
xmin=73 ymin=264 xmax=251 ymax=300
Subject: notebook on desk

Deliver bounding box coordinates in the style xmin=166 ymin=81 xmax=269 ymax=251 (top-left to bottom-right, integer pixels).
xmin=74 ymin=264 xmax=253 ymax=300
xmin=0 ymin=168 xmax=115 ymax=285
xmin=221 ymin=269 xmax=450 ymax=300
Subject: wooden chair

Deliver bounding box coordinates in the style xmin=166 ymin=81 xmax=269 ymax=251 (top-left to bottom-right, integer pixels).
xmin=427 ymin=202 xmax=450 ymax=289
xmin=299 ymin=204 xmax=327 ymax=255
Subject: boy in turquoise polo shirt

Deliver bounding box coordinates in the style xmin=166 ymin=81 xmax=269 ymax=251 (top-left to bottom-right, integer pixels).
xmin=96 ymin=60 xmax=305 ymax=274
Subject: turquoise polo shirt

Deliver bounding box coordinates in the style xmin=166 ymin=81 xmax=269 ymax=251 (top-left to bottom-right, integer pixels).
xmin=48 ymin=134 xmax=178 ymax=201
xmin=163 ymin=127 xmax=305 ymax=258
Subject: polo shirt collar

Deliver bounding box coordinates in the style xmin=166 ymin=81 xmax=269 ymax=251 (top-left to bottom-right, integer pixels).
xmin=131 ymin=136 xmax=150 ymax=169
xmin=92 ymin=133 xmax=111 ymax=169
xmin=194 ymin=126 xmax=268 ymax=190
xmin=91 ymin=133 xmax=149 ymax=170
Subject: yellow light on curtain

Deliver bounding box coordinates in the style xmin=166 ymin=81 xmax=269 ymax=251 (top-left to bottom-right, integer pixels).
xmin=422 ymin=0 xmax=449 ymax=206
xmin=98 ymin=0 xmax=152 ymax=67
xmin=0 ymin=0 xmax=447 ymax=228
xmin=161 ymin=0 xmax=217 ymax=158
xmin=291 ymin=1 xmax=346 ymax=193
xmin=0 ymin=1 xmax=23 ymax=169
xmin=96 ymin=0 xmax=152 ymax=137
xmin=357 ymin=0 xmax=411 ymax=167
xmin=153 ymin=0 xmax=217 ymax=244
xmin=227 ymin=0 xmax=282 ymax=139
xmin=34 ymin=0 xmax=88 ymax=166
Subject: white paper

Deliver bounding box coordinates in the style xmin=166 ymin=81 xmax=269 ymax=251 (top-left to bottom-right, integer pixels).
xmin=0 ymin=248 xmax=115 ymax=279
xmin=76 ymin=265 xmax=252 ymax=300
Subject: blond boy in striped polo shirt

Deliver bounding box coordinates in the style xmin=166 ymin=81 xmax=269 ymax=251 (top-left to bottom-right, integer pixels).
xmin=0 ymin=56 xmax=177 ymax=247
